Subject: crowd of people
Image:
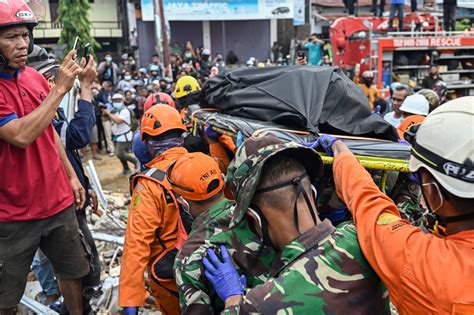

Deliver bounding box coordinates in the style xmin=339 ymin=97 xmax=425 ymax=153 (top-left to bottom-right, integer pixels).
xmin=1 ymin=1 xmax=473 ymax=315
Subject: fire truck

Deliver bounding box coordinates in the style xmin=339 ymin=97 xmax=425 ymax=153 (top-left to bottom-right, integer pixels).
xmin=329 ymin=14 xmax=474 ymax=97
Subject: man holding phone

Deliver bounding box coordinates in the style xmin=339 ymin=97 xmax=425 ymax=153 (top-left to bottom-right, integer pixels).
xmin=0 ymin=2 xmax=92 ymax=314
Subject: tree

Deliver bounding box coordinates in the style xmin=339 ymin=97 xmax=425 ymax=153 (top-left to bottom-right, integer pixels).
xmin=56 ymin=0 xmax=99 ymax=53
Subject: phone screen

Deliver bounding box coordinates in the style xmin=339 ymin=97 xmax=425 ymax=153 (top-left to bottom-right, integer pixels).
xmin=84 ymin=43 xmax=91 ymax=64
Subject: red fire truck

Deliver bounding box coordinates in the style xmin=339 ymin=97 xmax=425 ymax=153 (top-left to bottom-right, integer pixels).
xmin=329 ymin=14 xmax=474 ymax=97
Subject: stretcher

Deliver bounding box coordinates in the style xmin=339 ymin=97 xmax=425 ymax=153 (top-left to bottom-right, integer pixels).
xmin=191 ymin=109 xmax=411 ymax=193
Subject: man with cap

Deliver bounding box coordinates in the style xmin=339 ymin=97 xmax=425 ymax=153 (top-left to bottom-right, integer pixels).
xmin=119 ymin=105 xmax=188 ymax=315
xmin=202 ymin=135 xmax=390 ymax=314
xmin=0 ymin=1 xmax=91 ymax=313
xmin=315 ymin=97 xmax=473 ymax=313
xmin=102 ymin=93 xmax=138 ymax=175
xmin=168 ymin=153 xmax=275 ymax=314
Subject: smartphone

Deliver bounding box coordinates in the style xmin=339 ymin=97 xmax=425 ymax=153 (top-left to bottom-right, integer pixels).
xmin=72 ymin=36 xmax=80 ymax=60
xmin=84 ymin=43 xmax=91 ymax=65
xmin=297 ymin=51 xmax=306 ymax=59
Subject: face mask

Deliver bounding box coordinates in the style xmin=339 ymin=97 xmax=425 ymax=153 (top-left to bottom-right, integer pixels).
xmin=160 ymin=84 xmax=167 ymax=90
xmin=146 ymin=137 xmax=184 ymax=159
xmin=105 ymin=56 xmax=112 ymax=62
xmin=124 ymin=75 xmax=132 ymax=81
xmin=112 ymin=102 xmax=123 ymax=109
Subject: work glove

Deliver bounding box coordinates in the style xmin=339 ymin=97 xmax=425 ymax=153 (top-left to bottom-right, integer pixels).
xmin=202 ymin=245 xmax=246 ymax=302
xmin=204 ymin=125 xmax=220 ymax=140
xmin=301 ymin=135 xmax=340 ymax=156
xmin=123 ymin=307 xmax=138 ymax=315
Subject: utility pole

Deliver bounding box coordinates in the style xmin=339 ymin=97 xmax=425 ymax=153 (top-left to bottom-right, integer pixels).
xmin=154 ymin=0 xmax=170 ymax=69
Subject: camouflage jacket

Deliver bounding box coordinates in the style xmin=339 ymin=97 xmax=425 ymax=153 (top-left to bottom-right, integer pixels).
xmin=174 ymin=198 xmax=275 ymax=314
xmin=224 ymin=220 xmax=390 ymax=315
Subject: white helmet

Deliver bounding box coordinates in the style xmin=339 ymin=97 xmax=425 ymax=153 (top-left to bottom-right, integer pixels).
xmin=409 ymin=96 xmax=474 ymax=198
xmin=400 ymin=94 xmax=429 ymax=116
xmin=112 ymin=93 xmax=124 ymax=101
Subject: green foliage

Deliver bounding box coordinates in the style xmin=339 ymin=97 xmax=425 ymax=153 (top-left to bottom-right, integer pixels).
xmin=56 ymin=0 xmax=100 ymax=55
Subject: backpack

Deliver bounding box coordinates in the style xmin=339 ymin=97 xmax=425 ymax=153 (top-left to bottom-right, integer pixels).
xmin=129 ymin=167 xmax=192 ymax=287
xmin=124 ymin=107 xmax=138 ymax=132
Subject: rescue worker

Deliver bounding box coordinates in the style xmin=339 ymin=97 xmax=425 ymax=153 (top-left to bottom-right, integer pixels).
xmin=399 ymin=94 xmax=429 ymax=118
xmin=0 ymin=2 xmax=90 ymax=313
xmin=354 ymin=70 xmax=381 ymax=111
xmin=131 ymin=92 xmax=176 ymax=167
xmin=173 ymin=75 xmax=201 ymax=124
xmin=169 ymin=153 xmax=275 ymax=314
xmin=321 ymin=97 xmax=474 ymax=313
xmin=119 ymin=105 xmax=188 ymax=315
xmin=203 ymin=135 xmax=390 ymax=314
xmin=174 ymin=75 xmax=236 ymax=165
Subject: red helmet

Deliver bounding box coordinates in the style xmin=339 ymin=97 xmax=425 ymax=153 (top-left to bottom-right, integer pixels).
xmin=0 ymin=0 xmax=38 ymax=55
xmin=0 ymin=1 xmax=38 ymax=30
xmin=143 ymin=92 xmax=176 ymax=113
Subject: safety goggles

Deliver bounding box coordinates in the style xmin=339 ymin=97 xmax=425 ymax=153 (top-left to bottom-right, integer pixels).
xmin=420 ymin=180 xmax=444 ymax=212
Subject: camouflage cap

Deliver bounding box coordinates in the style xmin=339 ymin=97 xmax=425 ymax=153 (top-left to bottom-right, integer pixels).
xmin=226 ymin=134 xmax=323 ymax=226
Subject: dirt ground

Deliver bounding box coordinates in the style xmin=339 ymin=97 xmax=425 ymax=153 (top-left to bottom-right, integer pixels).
xmin=82 ymin=151 xmax=137 ymax=197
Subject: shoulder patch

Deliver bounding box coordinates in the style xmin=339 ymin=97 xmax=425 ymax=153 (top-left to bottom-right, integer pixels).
xmin=132 ymin=193 xmax=141 ymax=209
xmin=376 ymin=212 xmax=401 ymax=225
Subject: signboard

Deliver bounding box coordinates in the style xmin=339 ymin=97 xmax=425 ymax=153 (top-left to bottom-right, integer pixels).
xmin=141 ymin=0 xmax=155 ymax=21
xmin=163 ymin=0 xmax=294 ymax=21
xmin=293 ymin=0 xmax=304 ymax=26
xmin=393 ymin=37 xmax=462 ymax=48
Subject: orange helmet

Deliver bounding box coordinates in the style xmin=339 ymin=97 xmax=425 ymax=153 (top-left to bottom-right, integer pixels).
xmin=166 ymin=152 xmax=224 ymax=201
xmin=397 ymin=115 xmax=425 ymax=139
xmin=143 ymin=92 xmax=175 ymax=113
xmin=141 ymin=104 xmax=186 ymax=140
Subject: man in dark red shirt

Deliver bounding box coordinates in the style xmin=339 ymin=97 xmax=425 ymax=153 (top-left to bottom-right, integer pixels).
xmin=0 ymin=2 xmax=93 ymax=314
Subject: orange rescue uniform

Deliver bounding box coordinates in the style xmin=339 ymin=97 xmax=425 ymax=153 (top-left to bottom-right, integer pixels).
xmin=333 ymin=151 xmax=474 ymax=314
xmin=119 ymin=147 xmax=188 ymax=314
xmin=354 ymin=76 xmax=380 ymax=111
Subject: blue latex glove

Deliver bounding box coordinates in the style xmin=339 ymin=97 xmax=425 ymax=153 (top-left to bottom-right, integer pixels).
xmin=301 ymin=135 xmax=340 ymax=156
xmin=317 ymin=135 xmax=340 ymax=156
xmin=204 ymin=125 xmax=220 ymax=140
xmin=123 ymin=307 xmax=138 ymax=315
xmin=202 ymin=245 xmax=246 ymax=302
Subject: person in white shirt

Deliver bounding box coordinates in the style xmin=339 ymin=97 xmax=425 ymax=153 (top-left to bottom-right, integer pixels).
xmin=103 ymin=94 xmax=138 ymax=175
xmin=384 ymin=84 xmax=412 ymax=128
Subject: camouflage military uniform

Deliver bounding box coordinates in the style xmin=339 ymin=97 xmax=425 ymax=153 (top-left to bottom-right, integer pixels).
xmin=174 ymin=198 xmax=275 ymax=314
xmin=225 ymin=220 xmax=390 ymax=314
xmin=223 ymin=136 xmax=390 ymax=314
